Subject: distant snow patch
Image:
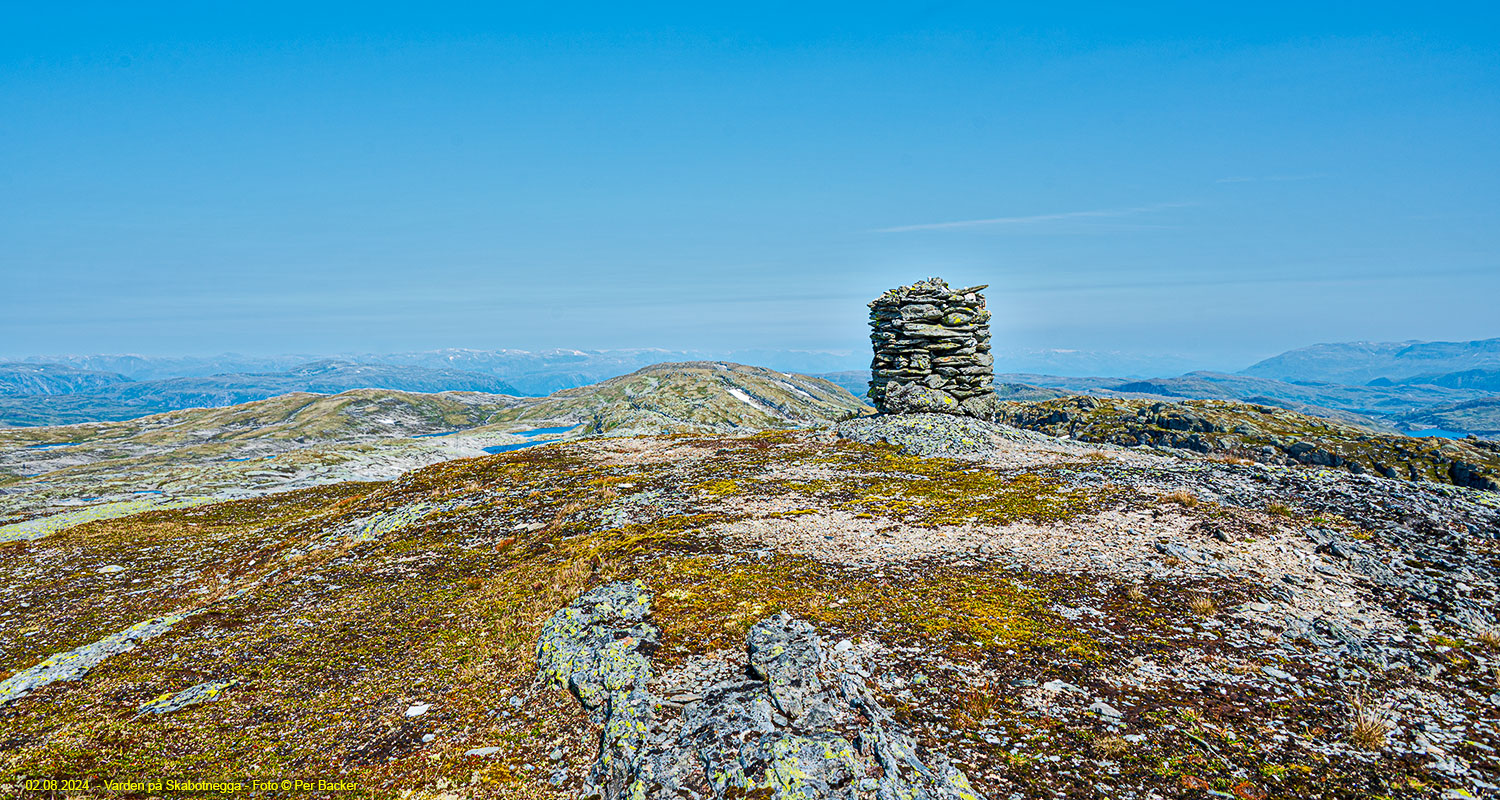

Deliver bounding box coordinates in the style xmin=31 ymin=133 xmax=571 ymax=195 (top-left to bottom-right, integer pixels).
xmin=774 ymin=380 xmax=815 ymax=401
xmin=727 ymin=388 xmax=782 ymax=418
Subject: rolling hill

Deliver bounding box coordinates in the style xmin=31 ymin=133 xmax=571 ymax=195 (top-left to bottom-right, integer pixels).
xmin=0 ymin=362 xmax=869 ymax=528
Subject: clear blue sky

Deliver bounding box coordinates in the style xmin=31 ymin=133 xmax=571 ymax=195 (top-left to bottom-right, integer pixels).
xmin=3 ymin=2 xmax=1497 ymax=370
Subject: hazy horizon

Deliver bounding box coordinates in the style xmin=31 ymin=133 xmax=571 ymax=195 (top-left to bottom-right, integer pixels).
xmin=4 ymin=4 xmax=1497 ymax=366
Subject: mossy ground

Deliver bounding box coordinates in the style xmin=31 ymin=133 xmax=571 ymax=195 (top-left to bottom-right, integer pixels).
xmin=0 ymin=432 xmax=1488 ymax=798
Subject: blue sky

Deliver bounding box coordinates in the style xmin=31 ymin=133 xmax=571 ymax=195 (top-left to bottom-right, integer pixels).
xmin=3 ymin=2 xmax=1497 ymax=371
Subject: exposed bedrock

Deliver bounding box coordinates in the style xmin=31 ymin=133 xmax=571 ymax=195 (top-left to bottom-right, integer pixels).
xmin=868 ymin=278 xmax=998 ymax=419
xmin=537 ymin=581 xmax=986 ymax=800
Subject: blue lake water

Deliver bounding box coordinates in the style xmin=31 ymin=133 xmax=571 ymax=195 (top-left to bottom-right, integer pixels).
xmin=415 ymin=424 xmax=576 ymax=440
xmin=228 ymin=455 xmax=277 ymax=462
xmin=26 ymin=442 xmax=80 ymax=450
xmin=1407 ymin=429 xmax=1470 ymax=440
xmin=483 ymin=440 xmax=558 ymax=454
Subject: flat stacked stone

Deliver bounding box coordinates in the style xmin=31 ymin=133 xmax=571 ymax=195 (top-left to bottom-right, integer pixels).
xmin=868 ymin=277 xmax=997 ymax=417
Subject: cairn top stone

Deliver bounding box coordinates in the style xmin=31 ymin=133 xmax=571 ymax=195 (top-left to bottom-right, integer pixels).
xmin=870 ymin=277 xmax=990 ymax=307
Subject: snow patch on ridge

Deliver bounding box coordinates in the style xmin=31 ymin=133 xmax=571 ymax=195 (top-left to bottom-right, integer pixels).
xmin=728 ymin=387 xmax=783 ymax=418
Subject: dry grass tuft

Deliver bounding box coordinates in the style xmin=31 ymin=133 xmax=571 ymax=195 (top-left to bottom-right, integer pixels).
xmin=1125 ymin=584 xmax=1147 ymax=602
xmin=1163 ymin=490 xmax=1200 ymax=508
xmin=1348 ymin=692 xmax=1393 ymax=750
xmin=1093 ymin=735 xmax=1131 ymax=758
xmin=1188 ymin=593 xmax=1217 ymax=616
xmin=1265 ymin=501 xmax=1294 ymax=518
xmin=1476 ymin=626 xmax=1500 ymax=649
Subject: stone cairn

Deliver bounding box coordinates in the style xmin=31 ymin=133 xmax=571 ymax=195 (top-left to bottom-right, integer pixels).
xmin=868 ymin=277 xmax=998 ymax=417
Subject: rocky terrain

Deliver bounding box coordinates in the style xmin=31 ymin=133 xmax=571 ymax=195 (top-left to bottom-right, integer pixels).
xmin=0 ymin=366 xmax=1497 ymax=798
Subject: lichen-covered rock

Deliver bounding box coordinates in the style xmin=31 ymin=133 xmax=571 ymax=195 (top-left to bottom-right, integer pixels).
xmin=136 ymin=678 xmax=239 ymax=716
xmin=747 ymin=613 xmax=830 ymax=727
xmin=836 ymin=413 xmax=1014 ymax=460
xmin=536 ymin=580 xmax=659 ymax=799
xmin=538 ymin=583 xmax=988 ymax=800
xmin=743 ymin=732 xmax=861 ymax=799
xmin=882 ymin=383 xmax=963 ymax=416
xmin=958 ymin=392 xmax=1003 ymax=421
xmin=0 ymin=611 xmax=193 ymax=707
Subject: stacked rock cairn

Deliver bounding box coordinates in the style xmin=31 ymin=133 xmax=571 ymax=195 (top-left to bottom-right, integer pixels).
xmin=868 ymin=277 xmax=999 ymax=418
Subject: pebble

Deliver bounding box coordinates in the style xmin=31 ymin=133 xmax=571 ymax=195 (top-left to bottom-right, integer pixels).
xmin=1088 ymin=700 xmax=1124 ymax=719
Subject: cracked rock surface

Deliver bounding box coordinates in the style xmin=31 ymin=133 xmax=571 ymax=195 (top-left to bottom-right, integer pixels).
xmin=538 ymin=582 xmax=985 ymax=800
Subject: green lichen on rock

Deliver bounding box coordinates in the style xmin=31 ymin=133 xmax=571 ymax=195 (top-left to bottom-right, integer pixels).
xmin=136 ymin=678 xmax=239 ymax=716
xmin=0 ymin=611 xmax=193 ymax=707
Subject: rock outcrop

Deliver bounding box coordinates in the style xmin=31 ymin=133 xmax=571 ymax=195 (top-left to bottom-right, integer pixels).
xmin=868 ymin=279 xmax=997 ymax=418
xmin=538 ymin=581 xmax=986 ymax=800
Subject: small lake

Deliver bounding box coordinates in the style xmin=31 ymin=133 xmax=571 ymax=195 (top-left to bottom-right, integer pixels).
xmin=25 ymin=442 xmax=80 ymax=450
xmin=516 ymin=425 xmax=579 ymax=437
xmin=1406 ymin=428 xmax=1471 ymax=440
xmin=483 ymin=440 xmax=558 ymax=454
xmin=228 ymin=455 xmax=278 ymax=462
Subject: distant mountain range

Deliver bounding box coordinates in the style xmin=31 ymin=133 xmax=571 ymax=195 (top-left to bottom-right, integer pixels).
xmin=0 ymin=362 xmax=132 ymax=396
xmin=0 ymin=361 xmax=519 ymax=426
xmin=21 ymin=348 xmax=861 ymax=396
xmin=6 ymin=338 xmax=1499 ymax=436
xmin=1240 ymin=337 xmax=1500 ymax=384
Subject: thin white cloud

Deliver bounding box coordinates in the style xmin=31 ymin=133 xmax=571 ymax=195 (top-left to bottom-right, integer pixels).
xmin=1215 ymin=173 xmax=1327 ymax=184
xmin=874 ymin=201 xmax=1193 ymax=233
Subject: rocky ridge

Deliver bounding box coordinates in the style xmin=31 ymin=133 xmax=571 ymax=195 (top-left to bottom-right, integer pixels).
xmin=988 ymin=395 xmax=1500 ymax=491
